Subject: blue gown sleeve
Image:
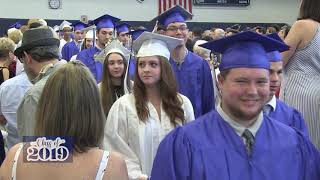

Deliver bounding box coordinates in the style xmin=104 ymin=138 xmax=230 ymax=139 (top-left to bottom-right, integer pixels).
xmin=61 ymin=44 xmax=69 ymax=61
xmin=292 ymin=109 xmax=309 ymax=138
xmin=150 ymin=127 xmax=191 ymax=180
xmin=201 ymin=60 xmax=215 ymax=113
xmin=298 ymin=131 xmax=320 ymax=180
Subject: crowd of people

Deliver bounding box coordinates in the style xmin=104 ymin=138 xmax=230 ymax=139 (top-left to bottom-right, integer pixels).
xmin=0 ymin=0 xmax=319 ymax=179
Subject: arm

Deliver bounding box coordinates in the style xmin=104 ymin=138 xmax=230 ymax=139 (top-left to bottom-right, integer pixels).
xmin=180 ymin=95 xmax=195 ymax=122
xmin=102 ymin=98 xmax=144 ymax=180
xmin=0 ymin=143 xmax=21 ymax=179
xmin=17 ymin=94 xmax=38 ymax=138
xmin=292 ymin=109 xmax=309 ymax=138
xmin=150 ymin=127 xmax=191 ymax=180
xmin=103 ymin=152 xmax=129 ymax=180
xmin=201 ymin=60 xmax=215 ymax=113
xmin=2 ymin=68 xmax=9 ymax=81
xmin=281 ymin=20 xmax=308 ymax=67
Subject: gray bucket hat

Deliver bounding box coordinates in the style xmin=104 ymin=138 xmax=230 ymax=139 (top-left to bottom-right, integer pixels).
xmin=14 ymin=26 xmax=60 ymax=58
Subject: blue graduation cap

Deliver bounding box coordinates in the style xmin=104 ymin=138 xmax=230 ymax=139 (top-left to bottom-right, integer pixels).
xmin=71 ymin=21 xmax=88 ymax=31
xmin=152 ymin=5 xmax=192 ymax=27
xmin=116 ymin=23 xmax=131 ymax=33
xmin=266 ymin=33 xmax=285 ymax=62
xmin=128 ymin=29 xmax=148 ymax=41
xmin=200 ymin=31 xmax=289 ymax=71
xmin=93 ymin=14 xmax=120 ymax=29
xmin=9 ymin=22 xmax=22 ymax=29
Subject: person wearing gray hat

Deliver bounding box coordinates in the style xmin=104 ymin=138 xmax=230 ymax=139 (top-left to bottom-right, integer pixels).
xmin=14 ymin=26 xmax=67 ymax=138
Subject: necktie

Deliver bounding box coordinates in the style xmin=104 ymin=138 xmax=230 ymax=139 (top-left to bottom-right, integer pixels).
xmin=242 ymin=129 xmax=255 ymax=156
xmin=263 ymin=104 xmax=272 ymax=115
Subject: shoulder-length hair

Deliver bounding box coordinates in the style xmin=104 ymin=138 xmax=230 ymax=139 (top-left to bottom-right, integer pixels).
xmin=100 ymin=52 xmax=131 ymax=116
xmin=133 ymin=55 xmax=185 ymax=126
xmin=298 ymin=0 xmax=320 ymax=22
xmin=35 ymin=61 xmax=106 ymax=153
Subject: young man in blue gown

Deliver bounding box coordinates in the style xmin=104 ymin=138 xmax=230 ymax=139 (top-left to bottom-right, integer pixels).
xmin=151 ymin=31 xmax=320 ymax=180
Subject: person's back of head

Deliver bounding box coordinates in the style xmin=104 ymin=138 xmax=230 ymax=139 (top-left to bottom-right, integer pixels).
xmin=7 ymin=29 xmax=22 ymax=45
xmin=192 ymin=27 xmax=203 ymax=38
xmin=14 ymin=26 xmax=60 ymax=63
xmin=35 ymin=61 xmax=105 ymax=153
xmin=298 ymin=0 xmax=320 ymax=22
xmin=0 ymin=37 xmax=15 ymax=60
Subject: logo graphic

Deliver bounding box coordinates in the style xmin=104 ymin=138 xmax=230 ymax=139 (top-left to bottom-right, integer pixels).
xmin=23 ymin=136 xmax=73 ymax=163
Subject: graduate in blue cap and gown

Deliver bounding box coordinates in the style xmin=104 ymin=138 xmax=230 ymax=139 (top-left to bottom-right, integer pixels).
xmin=127 ymin=28 xmax=148 ymax=79
xmin=150 ymin=31 xmax=320 ymax=180
xmin=116 ymin=22 xmax=131 ymax=47
xmin=152 ymin=5 xmax=214 ymax=118
xmin=61 ymin=21 xmax=87 ymax=61
xmin=77 ymin=14 xmax=120 ymax=82
xmin=264 ymin=33 xmax=309 ymax=137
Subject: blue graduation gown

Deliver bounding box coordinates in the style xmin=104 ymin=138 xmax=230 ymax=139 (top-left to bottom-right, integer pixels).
xmin=128 ymin=57 xmax=136 ymax=80
xmin=76 ymin=46 xmax=103 ymax=82
xmin=169 ymin=52 xmax=214 ymax=118
xmin=61 ymin=41 xmax=80 ymax=61
xmin=151 ymin=110 xmax=320 ymax=180
xmin=268 ymin=99 xmax=309 ymax=137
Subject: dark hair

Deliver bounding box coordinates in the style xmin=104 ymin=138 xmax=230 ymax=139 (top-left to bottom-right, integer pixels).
xmin=219 ymin=69 xmax=231 ymax=79
xmin=192 ymin=27 xmax=203 ymax=37
xmin=133 ymin=56 xmax=185 ymax=126
xmin=281 ymin=25 xmax=291 ymax=39
xmin=35 ymin=61 xmax=105 ymax=153
xmin=100 ymin=52 xmax=131 ymax=116
xmin=25 ymin=45 xmax=59 ymax=62
xmin=298 ymin=0 xmax=320 ymax=22
xmin=29 ymin=22 xmax=43 ymax=29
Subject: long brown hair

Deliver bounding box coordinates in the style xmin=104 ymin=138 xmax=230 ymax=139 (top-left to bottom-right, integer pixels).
xmin=133 ymin=55 xmax=185 ymax=126
xmin=35 ymin=61 xmax=105 ymax=153
xmin=298 ymin=0 xmax=320 ymax=22
xmin=100 ymin=52 xmax=131 ymax=116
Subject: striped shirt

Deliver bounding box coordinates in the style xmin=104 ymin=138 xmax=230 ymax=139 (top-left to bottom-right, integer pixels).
xmin=280 ymin=24 xmax=320 ymax=150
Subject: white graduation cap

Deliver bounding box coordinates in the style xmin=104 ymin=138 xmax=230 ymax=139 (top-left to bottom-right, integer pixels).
xmin=133 ymin=31 xmax=183 ymax=60
xmin=94 ymin=40 xmax=131 ymax=63
xmin=95 ymin=40 xmax=133 ymax=94
xmin=85 ymin=29 xmax=98 ymax=39
xmin=59 ymin=20 xmax=72 ymax=30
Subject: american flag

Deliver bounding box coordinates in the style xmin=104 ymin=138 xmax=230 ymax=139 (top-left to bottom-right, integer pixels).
xmin=158 ymin=0 xmax=193 ymax=15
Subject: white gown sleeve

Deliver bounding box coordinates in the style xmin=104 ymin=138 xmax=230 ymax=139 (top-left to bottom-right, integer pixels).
xmin=102 ymin=95 xmax=143 ymax=180
xmin=180 ymin=94 xmax=195 ymax=122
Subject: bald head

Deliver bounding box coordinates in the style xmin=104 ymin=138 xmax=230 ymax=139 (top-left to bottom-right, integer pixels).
xmin=212 ymin=28 xmax=225 ymax=40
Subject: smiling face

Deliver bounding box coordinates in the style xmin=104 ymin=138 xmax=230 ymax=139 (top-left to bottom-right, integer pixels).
xmin=218 ymin=68 xmax=270 ymax=121
xmin=107 ymin=53 xmax=125 ymax=78
xmin=137 ymin=56 xmax=161 ymax=88
xmin=165 ymin=22 xmax=189 ymax=44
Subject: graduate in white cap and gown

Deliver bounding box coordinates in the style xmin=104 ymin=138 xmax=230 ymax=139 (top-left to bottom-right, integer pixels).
xmin=102 ymin=32 xmax=195 ymax=180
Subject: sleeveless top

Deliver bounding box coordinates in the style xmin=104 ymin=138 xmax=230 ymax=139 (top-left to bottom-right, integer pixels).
xmin=11 ymin=144 xmax=110 ymax=180
xmin=0 ymin=66 xmax=15 ymax=85
xmin=280 ymin=24 xmax=320 ymax=150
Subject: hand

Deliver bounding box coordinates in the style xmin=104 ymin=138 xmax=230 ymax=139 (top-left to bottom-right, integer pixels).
xmin=138 ymin=174 xmax=148 ymax=180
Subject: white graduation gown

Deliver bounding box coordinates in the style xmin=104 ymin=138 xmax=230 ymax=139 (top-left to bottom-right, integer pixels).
xmin=102 ymin=93 xmax=195 ymax=180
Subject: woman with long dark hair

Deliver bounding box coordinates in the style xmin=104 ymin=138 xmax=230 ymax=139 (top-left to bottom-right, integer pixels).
xmin=102 ymin=32 xmax=195 ymax=180
xmin=98 ymin=40 xmax=131 ymax=116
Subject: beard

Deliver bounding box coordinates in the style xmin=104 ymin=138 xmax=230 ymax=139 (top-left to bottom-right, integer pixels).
xmin=24 ymin=65 xmax=38 ymax=84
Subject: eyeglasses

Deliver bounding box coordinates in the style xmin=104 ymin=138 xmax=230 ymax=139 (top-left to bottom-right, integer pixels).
xmin=166 ymin=26 xmax=188 ymax=32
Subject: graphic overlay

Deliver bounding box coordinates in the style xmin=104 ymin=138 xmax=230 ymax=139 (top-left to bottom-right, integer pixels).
xmin=22 ymin=136 xmax=73 ymax=163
